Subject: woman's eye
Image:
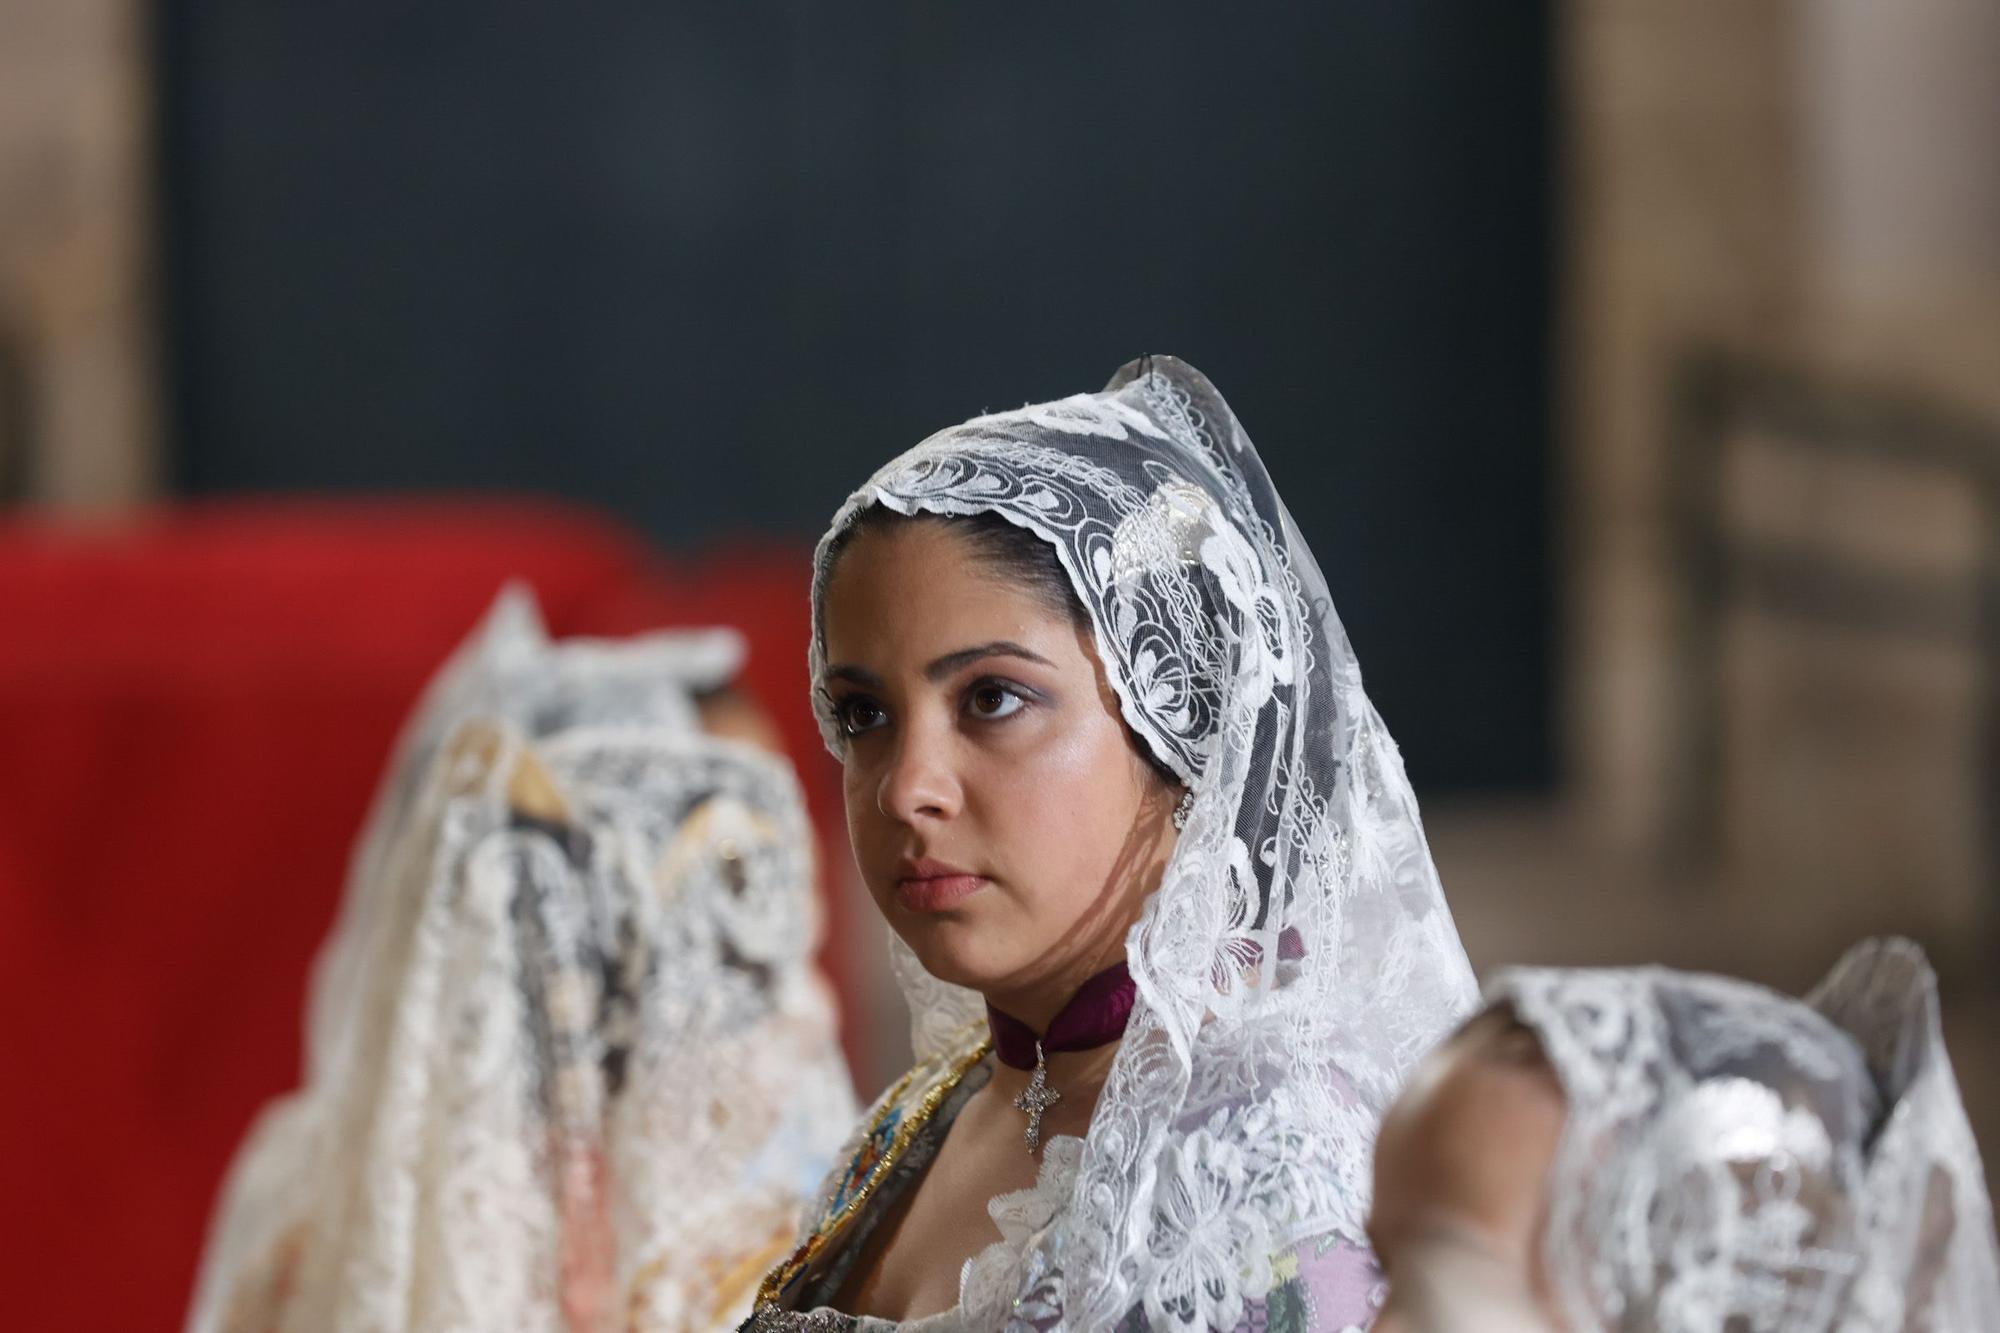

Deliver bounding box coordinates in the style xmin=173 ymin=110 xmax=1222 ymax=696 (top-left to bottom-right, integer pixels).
xmin=966 ymin=682 xmax=1025 ymax=720
xmin=834 ymin=696 xmax=886 ymax=736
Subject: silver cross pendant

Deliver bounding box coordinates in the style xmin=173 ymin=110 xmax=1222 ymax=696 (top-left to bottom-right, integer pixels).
xmin=1012 ymin=1039 xmax=1062 ymax=1154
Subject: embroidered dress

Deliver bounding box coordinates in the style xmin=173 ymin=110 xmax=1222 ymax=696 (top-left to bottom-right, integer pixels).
xmin=187 ymin=591 xmax=857 ymax=1333
xmin=751 ymin=1029 xmax=1386 ymax=1333
xmin=752 ymin=357 xmax=1478 ymax=1330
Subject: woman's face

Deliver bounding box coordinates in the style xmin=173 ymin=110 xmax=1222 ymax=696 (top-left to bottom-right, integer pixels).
xmin=820 ymin=518 xmax=1178 ymax=1017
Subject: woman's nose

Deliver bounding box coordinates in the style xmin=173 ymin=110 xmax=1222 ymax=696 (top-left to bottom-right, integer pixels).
xmin=876 ymin=723 xmax=961 ymax=824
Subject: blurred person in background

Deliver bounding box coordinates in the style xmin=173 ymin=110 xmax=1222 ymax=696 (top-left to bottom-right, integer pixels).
xmin=746 ymin=357 xmax=1477 ymax=1330
xmin=186 ymin=589 xmax=857 ymax=1333
xmin=1368 ymin=937 xmax=2000 ymax=1332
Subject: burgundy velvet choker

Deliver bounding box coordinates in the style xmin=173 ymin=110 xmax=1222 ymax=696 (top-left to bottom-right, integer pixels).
xmin=986 ymin=961 xmax=1137 ymax=1071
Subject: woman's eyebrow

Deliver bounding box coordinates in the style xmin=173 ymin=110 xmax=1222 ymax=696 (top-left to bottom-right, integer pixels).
xmin=923 ymin=641 xmax=1054 ymax=682
xmin=822 ymin=663 xmax=882 ymax=688
xmin=823 ymin=641 xmax=1055 ymax=689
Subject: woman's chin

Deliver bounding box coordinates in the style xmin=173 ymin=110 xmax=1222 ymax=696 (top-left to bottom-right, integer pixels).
xmin=894 ymin=919 xmax=1022 ymax=995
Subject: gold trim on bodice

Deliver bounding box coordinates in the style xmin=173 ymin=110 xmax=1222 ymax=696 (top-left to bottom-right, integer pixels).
xmin=752 ymin=1029 xmax=994 ymax=1312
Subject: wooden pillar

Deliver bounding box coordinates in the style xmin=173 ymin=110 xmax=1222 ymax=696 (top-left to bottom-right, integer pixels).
xmin=0 ymin=0 xmax=162 ymax=510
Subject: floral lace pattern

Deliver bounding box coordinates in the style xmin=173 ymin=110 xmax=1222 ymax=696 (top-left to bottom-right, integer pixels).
xmin=752 ymin=1035 xmax=1384 ymax=1333
xmin=1491 ymin=937 xmax=2000 ymax=1332
xmin=187 ymin=591 xmax=857 ymax=1333
xmin=802 ymin=358 xmax=1478 ymax=1328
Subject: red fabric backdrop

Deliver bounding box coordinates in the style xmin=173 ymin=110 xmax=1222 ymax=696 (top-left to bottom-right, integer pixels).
xmin=0 ymin=498 xmax=853 ymax=1333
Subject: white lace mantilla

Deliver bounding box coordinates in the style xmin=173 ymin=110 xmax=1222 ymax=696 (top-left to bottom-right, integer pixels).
xmin=187 ymin=591 xmax=857 ymax=1333
xmin=941 ymin=1135 xmax=1087 ymax=1333
xmin=1492 ymin=937 xmax=2000 ymax=1333
xmin=801 ymin=357 xmax=1478 ymax=1329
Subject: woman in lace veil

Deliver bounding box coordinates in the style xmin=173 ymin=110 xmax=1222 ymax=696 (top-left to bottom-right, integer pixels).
xmin=186 ymin=591 xmax=857 ymax=1333
xmin=1368 ymin=936 xmax=2000 ymax=1332
xmin=748 ymin=356 xmax=1478 ymax=1330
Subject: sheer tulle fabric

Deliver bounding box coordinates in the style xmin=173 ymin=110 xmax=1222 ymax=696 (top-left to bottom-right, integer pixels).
xmin=1492 ymin=937 xmax=2000 ymax=1332
xmin=802 ymin=358 xmax=1478 ymax=1329
xmin=187 ymin=592 xmax=856 ymax=1333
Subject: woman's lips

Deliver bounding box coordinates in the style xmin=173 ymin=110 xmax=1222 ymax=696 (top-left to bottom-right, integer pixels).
xmin=893 ymin=869 xmax=989 ymax=913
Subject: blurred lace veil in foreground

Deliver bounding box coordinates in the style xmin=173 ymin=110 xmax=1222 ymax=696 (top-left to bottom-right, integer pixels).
xmin=187 ymin=590 xmax=857 ymax=1333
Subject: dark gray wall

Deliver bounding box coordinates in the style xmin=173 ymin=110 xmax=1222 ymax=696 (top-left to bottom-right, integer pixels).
xmin=159 ymin=2 xmax=1553 ymax=791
